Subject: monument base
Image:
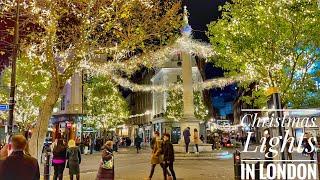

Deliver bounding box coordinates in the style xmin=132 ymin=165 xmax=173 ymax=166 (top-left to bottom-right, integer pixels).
xmin=173 ymin=143 xmax=212 ymax=153
xmin=173 ymin=144 xmax=231 ymax=160
xmin=179 ymin=116 xmax=200 ymax=145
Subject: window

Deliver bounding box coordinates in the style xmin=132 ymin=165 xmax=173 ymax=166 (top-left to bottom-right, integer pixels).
xmin=61 ymin=95 xmax=66 ymax=111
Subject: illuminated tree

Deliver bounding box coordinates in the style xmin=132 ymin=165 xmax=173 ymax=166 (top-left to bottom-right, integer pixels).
xmin=165 ymin=78 xmax=209 ymax=121
xmin=85 ymin=75 xmax=129 ymax=131
xmin=1 ymin=0 xmax=181 ymax=158
xmin=208 ymin=0 xmax=320 ymax=108
xmin=0 ymin=55 xmax=50 ymax=131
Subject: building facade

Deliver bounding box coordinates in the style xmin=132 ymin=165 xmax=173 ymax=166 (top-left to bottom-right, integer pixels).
xmin=151 ymin=56 xmax=202 ymax=143
xmin=51 ymin=72 xmax=84 ymax=142
xmin=122 ymin=69 xmax=154 ymax=145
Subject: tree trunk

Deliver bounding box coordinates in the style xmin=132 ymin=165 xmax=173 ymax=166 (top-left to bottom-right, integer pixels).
xmin=29 ymin=81 xmax=63 ymax=160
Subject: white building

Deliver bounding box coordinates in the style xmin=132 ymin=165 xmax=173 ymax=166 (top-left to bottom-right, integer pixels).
xmin=151 ymin=55 xmax=202 ymax=143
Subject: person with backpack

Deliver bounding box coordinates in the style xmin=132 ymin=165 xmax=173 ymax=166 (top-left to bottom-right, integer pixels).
xmin=67 ymin=140 xmax=81 ymax=180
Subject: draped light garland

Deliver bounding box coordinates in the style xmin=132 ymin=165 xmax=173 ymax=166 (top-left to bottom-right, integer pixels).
xmin=87 ymin=35 xmax=216 ymax=76
xmin=84 ymin=35 xmax=245 ymax=92
xmin=82 ymin=6 xmax=244 ymax=92
xmin=104 ymin=72 xmax=247 ymax=92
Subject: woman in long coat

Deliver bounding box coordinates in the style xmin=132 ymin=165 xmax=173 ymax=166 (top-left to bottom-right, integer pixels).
xmin=147 ymin=131 xmax=166 ymax=180
xmin=97 ymin=141 xmax=114 ymax=180
xmin=194 ymin=128 xmax=200 ymax=154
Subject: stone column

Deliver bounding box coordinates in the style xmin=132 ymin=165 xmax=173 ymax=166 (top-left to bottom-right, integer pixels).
xmin=180 ymin=51 xmax=200 ymax=146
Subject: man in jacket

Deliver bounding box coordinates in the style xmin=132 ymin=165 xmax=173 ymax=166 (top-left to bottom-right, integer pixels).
xmin=163 ymin=133 xmax=176 ymax=180
xmin=183 ymin=127 xmax=191 ymax=153
xmin=134 ymin=135 xmax=142 ymax=153
xmin=0 ymin=134 xmax=40 ymax=180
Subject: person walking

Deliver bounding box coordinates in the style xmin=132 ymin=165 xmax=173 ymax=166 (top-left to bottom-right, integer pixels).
xmin=97 ymin=141 xmax=114 ymax=180
xmin=193 ymin=129 xmax=200 ymax=154
xmin=0 ymin=135 xmax=40 ymax=180
xmin=67 ymin=140 xmax=81 ymax=180
xmin=112 ymin=135 xmax=119 ymax=152
xmin=163 ymin=133 xmax=176 ymax=180
xmin=147 ymin=131 xmax=166 ymax=180
xmin=135 ymin=135 xmax=142 ymax=153
xmin=90 ymin=135 xmax=94 ymax=154
xmin=52 ymin=139 xmax=67 ymax=180
xmin=183 ymin=127 xmax=191 ymax=153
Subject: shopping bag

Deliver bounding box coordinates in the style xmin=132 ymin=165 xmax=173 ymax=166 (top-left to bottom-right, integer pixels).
xmin=101 ymin=157 xmax=114 ymax=169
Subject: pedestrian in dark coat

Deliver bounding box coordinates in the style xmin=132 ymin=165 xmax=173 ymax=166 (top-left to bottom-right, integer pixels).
xmin=183 ymin=127 xmax=191 ymax=153
xmin=67 ymin=140 xmax=81 ymax=180
xmin=163 ymin=133 xmax=176 ymax=180
xmin=134 ymin=135 xmax=142 ymax=153
xmin=96 ymin=141 xmax=114 ymax=180
xmin=52 ymin=139 xmax=67 ymax=180
xmin=0 ymin=135 xmax=40 ymax=180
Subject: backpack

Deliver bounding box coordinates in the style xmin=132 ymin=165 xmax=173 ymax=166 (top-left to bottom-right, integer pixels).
xmin=68 ymin=148 xmax=79 ymax=163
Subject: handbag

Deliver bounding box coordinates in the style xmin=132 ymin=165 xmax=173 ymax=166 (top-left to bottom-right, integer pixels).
xmin=101 ymin=150 xmax=114 ymax=169
xmin=101 ymin=156 xmax=113 ymax=169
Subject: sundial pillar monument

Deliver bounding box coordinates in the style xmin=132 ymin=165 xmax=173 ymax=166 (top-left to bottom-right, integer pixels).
xmin=179 ymin=6 xmax=200 ymax=146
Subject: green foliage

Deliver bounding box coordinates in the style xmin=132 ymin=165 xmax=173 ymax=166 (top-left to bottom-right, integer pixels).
xmin=0 ymin=55 xmax=50 ymax=130
xmin=165 ymin=78 xmax=209 ymax=121
xmin=194 ymin=91 xmax=209 ymax=120
xmin=208 ymin=0 xmax=320 ymax=108
xmin=165 ymin=88 xmax=183 ymax=121
xmin=85 ymin=75 xmax=129 ymax=130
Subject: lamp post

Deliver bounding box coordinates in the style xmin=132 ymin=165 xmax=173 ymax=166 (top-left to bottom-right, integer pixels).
xmin=8 ymin=0 xmax=20 ymax=136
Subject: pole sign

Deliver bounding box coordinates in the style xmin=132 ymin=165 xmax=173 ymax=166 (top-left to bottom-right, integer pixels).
xmin=0 ymin=104 xmax=9 ymax=111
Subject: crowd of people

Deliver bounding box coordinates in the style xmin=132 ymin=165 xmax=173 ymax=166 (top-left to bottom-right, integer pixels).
xmin=0 ymin=134 xmax=117 ymax=180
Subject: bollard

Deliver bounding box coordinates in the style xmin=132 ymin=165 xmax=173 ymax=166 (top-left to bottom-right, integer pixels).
xmin=234 ymin=150 xmax=241 ymax=180
xmin=317 ymin=151 xmax=320 ymax=178
xmin=43 ymin=151 xmax=51 ymax=180
xmin=254 ymin=161 xmax=260 ymax=180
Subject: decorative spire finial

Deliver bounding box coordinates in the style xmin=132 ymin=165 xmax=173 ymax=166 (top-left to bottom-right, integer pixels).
xmin=181 ymin=6 xmax=192 ymax=36
xmin=183 ymin=6 xmax=189 ymax=25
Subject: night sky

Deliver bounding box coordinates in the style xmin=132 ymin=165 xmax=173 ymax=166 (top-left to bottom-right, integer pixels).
xmin=183 ymin=0 xmax=237 ymax=117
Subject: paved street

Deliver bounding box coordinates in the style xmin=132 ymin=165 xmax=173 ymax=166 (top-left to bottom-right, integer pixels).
xmin=39 ymin=145 xmax=319 ymax=180
xmin=40 ymin=147 xmax=234 ymax=180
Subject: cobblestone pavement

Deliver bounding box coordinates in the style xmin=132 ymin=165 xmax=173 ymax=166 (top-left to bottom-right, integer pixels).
xmin=40 ymin=147 xmax=234 ymax=180
xmin=40 ymin=145 xmax=317 ymax=180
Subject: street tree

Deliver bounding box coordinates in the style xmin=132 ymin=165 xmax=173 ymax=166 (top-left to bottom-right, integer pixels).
xmin=0 ymin=55 xmax=50 ymax=131
xmin=85 ymin=75 xmax=129 ymax=133
xmin=1 ymin=0 xmax=181 ymax=158
xmin=208 ymin=0 xmax=320 ymax=108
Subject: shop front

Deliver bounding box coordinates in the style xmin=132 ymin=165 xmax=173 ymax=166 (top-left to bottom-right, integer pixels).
xmin=51 ymin=114 xmax=81 ymax=143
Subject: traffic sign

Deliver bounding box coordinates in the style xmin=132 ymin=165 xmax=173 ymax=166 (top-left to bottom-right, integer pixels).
xmin=0 ymin=104 xmax=9 ymax=111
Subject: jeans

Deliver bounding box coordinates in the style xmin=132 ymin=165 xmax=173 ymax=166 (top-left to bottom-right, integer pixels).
xmin=195 ymin=144 xmax=199 ymax=152
xmin=53 ymin=164 xmax=65 ymax=180
xmin=164 ymin=161 xmax=176 ymax=180
xmin=149 ymin=163 xmax=166 ymax=179
xmin=185 ymin=142 xmax=189 ymax=153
